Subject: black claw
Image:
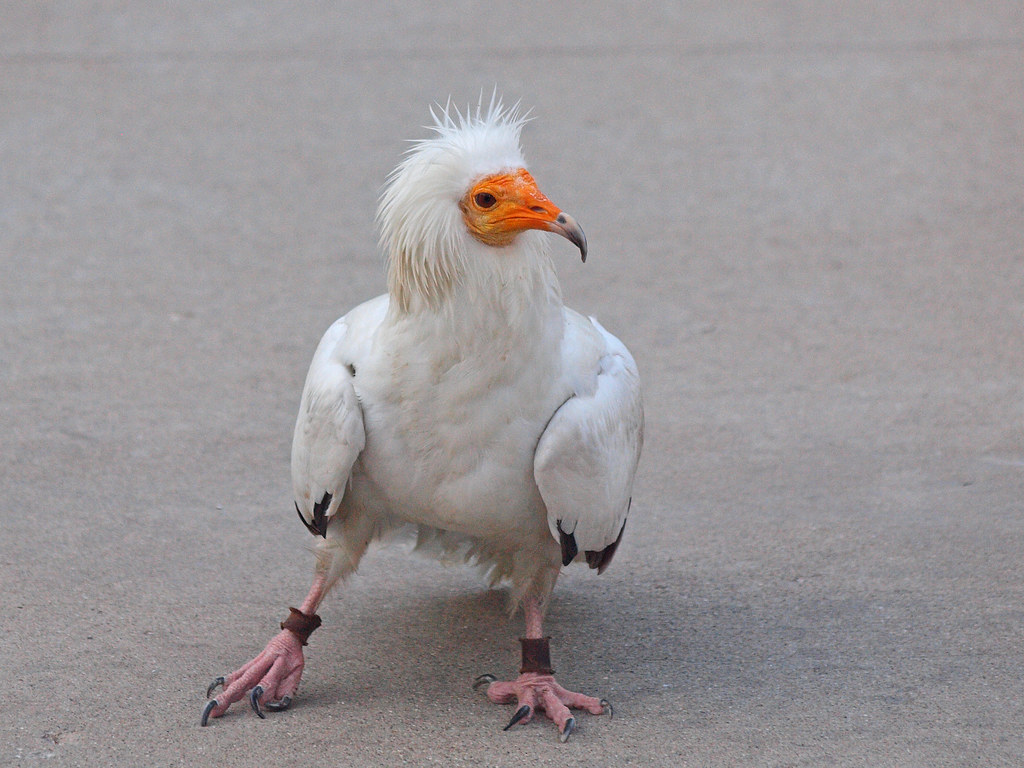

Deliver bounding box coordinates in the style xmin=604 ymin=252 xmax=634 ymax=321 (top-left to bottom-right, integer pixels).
xmin=201 ymin=699 xmax=217 ymax=727
xmin=264 ymin=696 xmax=292 ymax=712
xmin=503 ymin=704 xmax=531 ymax=731
xmin=472 ymin=674 xmax=497 ymax=691
xmin=559 ymin=716 xmax=576 ymax=743
xmin=205 ymin=676 xmax=225 ymax=699
xmin=249 ymin=685 xmax=265 ymax=719
xmin=600 ymin=698 xmax=614 ymax=719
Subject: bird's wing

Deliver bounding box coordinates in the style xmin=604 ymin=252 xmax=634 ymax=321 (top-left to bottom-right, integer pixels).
xmin=290 ymin=296 xmax=386 ymax=536
xmin=534 ymin=312 xmax=644 ymax=573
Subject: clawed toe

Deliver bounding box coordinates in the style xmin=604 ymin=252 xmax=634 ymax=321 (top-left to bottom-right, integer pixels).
xmin=199 ymin=627 xmax=306 ymax=726
xmin=206 ymin=676 xmax=225 ymax=699
xmin=482 ymin=672 xmax=608 ymax=741
xmin=600 ymin=698 xmax=613 ymax=718
xmin=264 ymin=696 xmax=292 ymax=712
xmin=472 ymin=674 xmax=496 ymax=691
xmin=200 ymin=698 xmax=218 ymax=727
xmin=503 ymin=704 xmax=531 ymax=731
xmin=249 ymin=685 xmax=266 ymax=719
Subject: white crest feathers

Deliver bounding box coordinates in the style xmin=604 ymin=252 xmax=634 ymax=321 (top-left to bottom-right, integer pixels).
xmin=377 ymin=96 xmax=534 ymax=312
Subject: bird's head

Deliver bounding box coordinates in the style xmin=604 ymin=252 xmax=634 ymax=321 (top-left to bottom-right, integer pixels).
xmin=378 ymin=97 xmax=586 ymax=312
xmin=458 ymin=167 xmax=586 ymax=258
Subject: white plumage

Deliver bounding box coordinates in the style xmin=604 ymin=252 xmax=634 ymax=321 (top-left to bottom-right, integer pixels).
xmin=205 ymin=97 xmax=643 ymax=740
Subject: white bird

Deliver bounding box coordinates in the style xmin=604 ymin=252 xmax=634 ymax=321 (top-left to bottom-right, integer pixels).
xmin=202 ymin=97 xmax=644 ymax=741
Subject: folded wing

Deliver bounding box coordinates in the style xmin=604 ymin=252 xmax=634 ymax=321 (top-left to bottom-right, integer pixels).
xmin=534 ymin=315 xmax=644 ymax=573
xmin=291 ymin=317 xmax=367 ymax=537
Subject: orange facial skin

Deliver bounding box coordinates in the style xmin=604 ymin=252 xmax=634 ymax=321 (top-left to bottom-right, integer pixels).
xmin=460 ymin=169 xmax=588 ymax=260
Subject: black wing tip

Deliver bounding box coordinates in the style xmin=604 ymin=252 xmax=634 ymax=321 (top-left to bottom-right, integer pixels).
xmin=584 ymin=510 xmax=629 ymax=574
xmin=556 ymin=519 xmax=578 ymax=566
xmin=295 ymin=492 xmax=332 ymax=538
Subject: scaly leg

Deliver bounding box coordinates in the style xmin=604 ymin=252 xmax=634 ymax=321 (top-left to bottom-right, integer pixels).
xmin=202 ymin=573 xmax=327 ymax=725
xmin=475 ymin=595 xmax=610 ymax=742
xmin=202 ymin=513 xmax=376 ymax=725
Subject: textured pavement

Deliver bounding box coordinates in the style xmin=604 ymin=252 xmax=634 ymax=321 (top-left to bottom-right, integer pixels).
xmin=2 ymin=3 xmax=1023 ymax=766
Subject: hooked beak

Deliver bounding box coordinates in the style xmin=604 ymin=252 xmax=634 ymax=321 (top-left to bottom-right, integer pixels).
xmin=547 ymin=211 xmax=588 ymax=263
xmin=462 ymin=169 xmax=589 ymax=262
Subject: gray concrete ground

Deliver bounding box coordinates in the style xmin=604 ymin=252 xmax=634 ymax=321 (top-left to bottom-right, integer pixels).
xmin=2 ymin=3 xmax=1022 ymax=766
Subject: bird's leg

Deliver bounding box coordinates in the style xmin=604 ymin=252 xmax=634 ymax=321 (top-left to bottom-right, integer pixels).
xmin=202 ymin=573 xmax=328 ymax=725
xmin=202 ymin=511 xmax=377 ymax=725
xmin=476 ymin=595 xmax=609 ymax=742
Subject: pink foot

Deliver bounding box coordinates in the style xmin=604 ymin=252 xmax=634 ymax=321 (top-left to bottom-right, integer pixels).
xmin=476 ymin=672 xmax=610 ymax=742
xmin=201 ymin=629 xmax=305 ymax=725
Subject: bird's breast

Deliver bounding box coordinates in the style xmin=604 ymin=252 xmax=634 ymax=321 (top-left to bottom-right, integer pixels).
xmin=352 ymin=305 xmax=566 ymax=540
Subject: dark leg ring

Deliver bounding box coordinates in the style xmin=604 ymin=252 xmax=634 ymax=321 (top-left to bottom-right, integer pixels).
xmin=519 ymin=637 xmax=554 ymax=675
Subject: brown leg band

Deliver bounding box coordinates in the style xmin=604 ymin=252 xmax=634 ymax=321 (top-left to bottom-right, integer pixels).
xmin=519 ymin=636 xmax=554 ymax=675
xmin=280 ymin=606 xmax=322 ymax=646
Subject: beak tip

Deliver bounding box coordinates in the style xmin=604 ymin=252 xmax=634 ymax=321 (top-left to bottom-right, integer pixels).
xmin=554 ymin=212 xmax=588 ymax=264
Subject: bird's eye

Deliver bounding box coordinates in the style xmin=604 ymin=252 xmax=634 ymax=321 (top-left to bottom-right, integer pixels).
xmin=474 ymin=192 xmax=497 ymax=209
